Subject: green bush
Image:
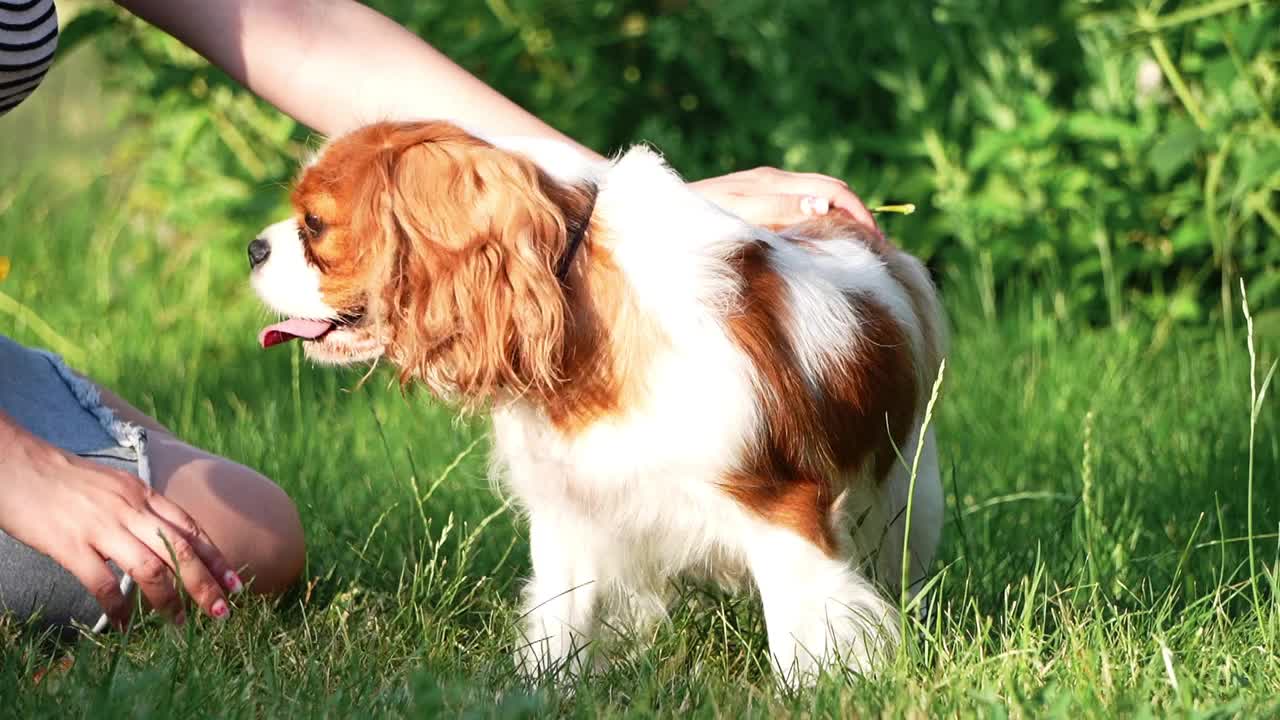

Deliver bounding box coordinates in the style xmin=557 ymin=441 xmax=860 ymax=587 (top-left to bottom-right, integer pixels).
xmin=64 ymin=0 xmax=1279 ymax=327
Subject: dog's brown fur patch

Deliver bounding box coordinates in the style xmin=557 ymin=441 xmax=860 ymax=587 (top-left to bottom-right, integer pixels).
xmin=722 ymin=239 xmax=918 ymax=555
xmin=542 ymin=235 xmax=669 ymax=435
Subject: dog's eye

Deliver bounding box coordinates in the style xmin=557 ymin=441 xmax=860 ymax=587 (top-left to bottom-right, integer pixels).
xmin=303 ymin=213 xmax=325 ymax=238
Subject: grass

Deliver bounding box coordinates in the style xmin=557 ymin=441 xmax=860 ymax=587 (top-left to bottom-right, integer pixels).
xmin=1 ymin=51 xmax=1278 ymax=718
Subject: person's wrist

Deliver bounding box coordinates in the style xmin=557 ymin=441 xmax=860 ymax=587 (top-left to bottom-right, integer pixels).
xmin=0 ymin=432 xmax=72 ymax=526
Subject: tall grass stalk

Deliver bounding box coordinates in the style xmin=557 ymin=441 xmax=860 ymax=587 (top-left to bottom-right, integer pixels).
xmin=900 ymin=360 xmax=947 ymax=621
xmin=1240 ymin=278 xmax=1278 ymax=614
xmin=0 ymin=289 xmax=86 ymax=365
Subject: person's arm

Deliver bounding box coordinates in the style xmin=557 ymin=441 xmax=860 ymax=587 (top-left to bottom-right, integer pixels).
xmin=0 ymin=410 xmax=240 ymax=626
xmin=115 ymin=0 xmax=879 ymax=230
xmin=115 ymin=0 xmax=602 ymax=159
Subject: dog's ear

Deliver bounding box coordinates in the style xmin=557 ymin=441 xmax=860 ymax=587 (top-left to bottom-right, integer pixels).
xmin=378 ymin=127 xmax=587 ymax=405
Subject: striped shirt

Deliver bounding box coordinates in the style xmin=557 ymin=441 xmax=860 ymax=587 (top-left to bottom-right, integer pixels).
xmin=0 ymin=0 xmax=57 ymax=117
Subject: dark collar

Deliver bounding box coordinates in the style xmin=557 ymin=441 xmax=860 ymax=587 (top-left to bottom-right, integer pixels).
xmin=555 ymin=188 xmax=597 ymax=284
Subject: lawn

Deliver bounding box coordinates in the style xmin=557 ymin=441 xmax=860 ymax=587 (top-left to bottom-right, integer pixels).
xmin=1 ymin=43 xmax=1278 ymax=719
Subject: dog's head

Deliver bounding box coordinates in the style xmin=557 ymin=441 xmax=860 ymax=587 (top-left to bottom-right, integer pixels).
xmin=250 ymin=121 xmax=595 ymax=404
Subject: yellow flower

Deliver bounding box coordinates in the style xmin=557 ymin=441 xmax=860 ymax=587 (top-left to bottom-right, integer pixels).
xmin=872 ymin=203 xmax=916 ymax=215
xmin=0 ymin=256 xmax=9 ymax=282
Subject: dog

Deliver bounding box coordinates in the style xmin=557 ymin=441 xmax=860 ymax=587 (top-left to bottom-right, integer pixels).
xmin=249 ymin=120 xmax=946 ymax=683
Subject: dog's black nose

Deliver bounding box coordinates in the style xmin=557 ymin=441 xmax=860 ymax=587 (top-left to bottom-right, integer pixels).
xmin=248 ymin=238 xmax=271 ymax=269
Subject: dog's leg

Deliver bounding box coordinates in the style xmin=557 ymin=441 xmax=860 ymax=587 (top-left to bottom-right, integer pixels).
xmin=588 ymin=581 xmax=673 ymax=674
xmin=744 ymin=525 xmax=898 ymax=684
xmin=516 ymin=512 xmax=600 ymax=681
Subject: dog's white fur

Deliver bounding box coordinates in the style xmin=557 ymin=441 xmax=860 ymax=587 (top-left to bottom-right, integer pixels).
xmin=490 ymin=144 xmax=943 ymax=682
xmin=252 ymin=133 xmax=945 ymax=684
xmin=251 ymin=219 xmax=341 ymax=322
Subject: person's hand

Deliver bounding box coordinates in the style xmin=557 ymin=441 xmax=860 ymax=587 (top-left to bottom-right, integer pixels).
xmin=0 ymin=434 xmax=242 ymax=628
xmin=690 ymin=167 xmax=881 ymax=233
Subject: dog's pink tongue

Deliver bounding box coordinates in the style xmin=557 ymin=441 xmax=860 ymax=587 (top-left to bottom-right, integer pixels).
xmin=258 ymin=318 xmax=335 ymax=349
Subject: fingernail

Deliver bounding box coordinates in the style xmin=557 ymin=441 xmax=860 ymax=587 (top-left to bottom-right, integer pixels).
xmin=801 ymin=196 xmax=830 ymax=216
xmin=223 ymin=570 xmax=244 ymax=595
xmin=174 ymin=610 xmax=186 ymax=627
xmin=211 ymin=599 xmax=230 ymax=620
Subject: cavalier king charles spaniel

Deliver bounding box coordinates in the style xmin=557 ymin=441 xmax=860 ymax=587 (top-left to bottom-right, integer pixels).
xmin=249 ymin=121 xmax=946 ymax=683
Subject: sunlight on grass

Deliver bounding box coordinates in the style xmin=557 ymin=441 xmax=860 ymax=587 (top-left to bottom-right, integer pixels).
xmin=1241 ymin=278 xmax=1279 ymax=618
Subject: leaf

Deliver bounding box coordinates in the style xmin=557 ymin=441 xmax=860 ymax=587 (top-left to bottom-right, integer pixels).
xmin=1251 ymin=309 xmax=1280 ymax=341
xmin=1248 ymin=274 xmax=1280 ymax=307
xmin=968 ymin=129 xmax=1021 ymax=172
xmin=1237 ymin=141 xmax=1280 ymax=188
xmin=1171 ymin=218 xmax=1209 ymax=255
xmin=52 ymin=8 xmax=122 ymax=65
xmin=869 ymin=68 xmax=905 ymax=94
xmin=1235 ymin=8 xmax=1279 ymax=58
xmin=1202 ymin=55 xmax=1236 ymax=96
xmin=1149 ymin=120 xmax=1203 ymax=185
xmin=1064 ymin=112 xmax=1143 ymax=144
xmin=1168 ymin=291 xmax=1203 ymax=322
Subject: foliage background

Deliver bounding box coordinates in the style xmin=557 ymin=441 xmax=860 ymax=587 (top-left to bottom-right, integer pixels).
xmin=58 ymin=0 xmax=1280 ymax=332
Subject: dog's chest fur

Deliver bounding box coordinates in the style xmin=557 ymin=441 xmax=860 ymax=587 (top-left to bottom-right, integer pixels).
xmin=491 ymin=330 xmax=762 ymax=586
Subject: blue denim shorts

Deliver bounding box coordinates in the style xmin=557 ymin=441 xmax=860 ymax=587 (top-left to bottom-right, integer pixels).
xmin=0 ymin=334 xmax=151 ymax=634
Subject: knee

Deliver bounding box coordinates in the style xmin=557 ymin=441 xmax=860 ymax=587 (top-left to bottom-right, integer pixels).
xmin=151 ymin=436 xmax=306 ymax=596
xmin=234 ymin=472 xmax=306 ymax=596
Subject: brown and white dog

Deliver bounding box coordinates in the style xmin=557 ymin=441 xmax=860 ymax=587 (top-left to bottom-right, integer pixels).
xmin=249 ymin=121 xmax=946 ymax=683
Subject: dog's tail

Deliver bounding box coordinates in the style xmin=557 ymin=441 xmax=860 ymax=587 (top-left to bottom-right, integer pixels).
xmin=883 ymin=249 xmax=948 ymax=410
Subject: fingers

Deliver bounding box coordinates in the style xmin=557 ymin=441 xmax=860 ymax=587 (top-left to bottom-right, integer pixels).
xmin=726 ymin=193 xmax=833 ymax=229
xmin=826 ymin=185 xmax=878 ymax=231
xmin=749 ymin=170 xmax=878 ymax=231
xmin=728 ymin=192 xmax=876 ymax=231
xmin=87 ymin=482 xmax=241 ymax=625
xmin=63 ymin=554 xmax=131 ymax=630
xmin=123 ymin=508 xmax=230 ymax=622
xmin=691 ymin=166 xmax=882 ymax=235
xmin=146 ymin=493 xmax=244 ymax=596
xmin=93 ymin=528 xmax=189 ymax=624
xmin=45 ymin=455 xmax=242 ymax=628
